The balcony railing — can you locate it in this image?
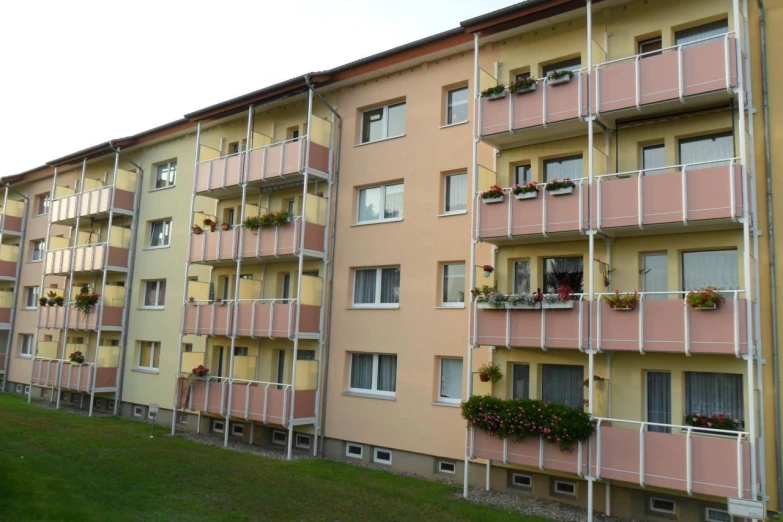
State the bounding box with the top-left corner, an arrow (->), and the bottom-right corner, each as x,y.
181,299 -> 321,338
49,184 -> 135,224
471,418 -> 750,499
0,245 -> 19,279
37,304 -> 124,330
0,291 -> 13,326
178,376 -> 316,426
473,291 -> 747,355
188,219 -> 326,263
194,137 -> 330,194
44,243 -> 129,275
30,358 -> 118,392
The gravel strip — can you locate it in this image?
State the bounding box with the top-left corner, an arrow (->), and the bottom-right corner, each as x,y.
177,431 -> 315,461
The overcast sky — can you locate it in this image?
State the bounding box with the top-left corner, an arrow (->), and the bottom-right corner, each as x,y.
0,0 -> 519,175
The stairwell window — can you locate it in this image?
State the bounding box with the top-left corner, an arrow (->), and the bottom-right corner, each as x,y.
143,280 -> 166,309
438,358 -> 463,404
154,160 -> 177,190
24,287 -> 39,310
443,172 -> 467,214
19,334 -> 33,357
446,86 -> 468,125
138,341 -> 160,371
360,101 -> 406,144
31,240 -> 44,262
357,183 -> 404,223
149,219 -> 171,248
441,263 -> 465,306
353,267 -> 400,308
349,353 -> 397,396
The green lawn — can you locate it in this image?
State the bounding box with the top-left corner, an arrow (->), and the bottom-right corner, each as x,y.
0,394 -> 547,521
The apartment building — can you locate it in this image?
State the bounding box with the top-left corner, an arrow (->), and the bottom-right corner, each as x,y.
2,0 -> 782,521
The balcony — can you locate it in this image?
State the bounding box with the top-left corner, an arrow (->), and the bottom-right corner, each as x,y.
473,292 -> 748,355
37,305 -> 124,330
480,34 -> 738,148
0,291 -> 13,327
30,346 -> 120,392
49,170 -> 137,225
0,199 -> 24,234
181,300 -> 321,339
471,418 -> 751,499
177,376 -> 316,426
44,243 -> 129,275
0,245 -> 19,279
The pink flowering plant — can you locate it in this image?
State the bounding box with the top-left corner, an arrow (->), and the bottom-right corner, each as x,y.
479,184 -> 504,200
511,182 -> 539,195
684,412 -> 742,431
461,395 -> 595,451
544,178 -> 576,192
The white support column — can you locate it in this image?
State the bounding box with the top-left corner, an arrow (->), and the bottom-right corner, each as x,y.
586,3 -> 595,522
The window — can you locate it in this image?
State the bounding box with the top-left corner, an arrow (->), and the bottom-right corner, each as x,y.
183,343 -> 193,353
179,414 -> 188,424
35,193 -> 50,215
441,263 -> 465,305
24,287 -> 39,309
646,371 -> 671,433
541,364 -> 584,407
133,405 -> 144,417
357,183 -> 404,223
511,473 -> 533,488
543,57 -> 582,76
149,219 -> 171,248
212,420 -> 225,433
353,267 -> 400,307
349,353 -> 397,396
154,161 -> 177,189
638,36 -> 662,56
682,250 -> 738,291
287,127 -> 300,141
296,434 -> 311,449
705,507 -> 732,522
346,443 -> 363,459
446,86 -> 468,125
234,346 -> 248,356
543,155 -> 582,182
679,132 -> 734,169
272,430 -> 287,445
642,253 -> 668,300
641,144 -> 665,173
649,497 -> 677,515
685,372 -> 744,423
231,423 -> 244,437
553,480 -> 576,496
438,358 -> 463,404
675,19 -> 729,48
143,280 -> 166,308
515,164 -> 531,185
19,334 -> 33,357
438,460 -> 456,474
373,448 -> 393,465
444,173 -> 467,214
513,260 -> 531,294
512,364 -> 530,400
361,102 -> 406,144
31,240 -> 44,262
284,199 -> 295,215
296,349 -> 315,361
514,71 -> 531,82
138,342 -> 160,370
280,273 -> 291,299
543,257 -> 583,294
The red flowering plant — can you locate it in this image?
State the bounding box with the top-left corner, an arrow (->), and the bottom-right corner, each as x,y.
482,265 -> 494,273
544,178 -> 576,192
511,182 -> 539,195
686,287 -> 725,309
602,290 -> 640,310
479,184 -> 504,200
684,412 -> 742,431
187,364 -> 210,386
74,284 -> 100,314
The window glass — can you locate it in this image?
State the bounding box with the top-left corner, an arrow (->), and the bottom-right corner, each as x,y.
37,193 -> 50,215
139,342 -> 160,369
447,87 -> 468,125
377,354 -> 397,392
361,108 -> 384,144
512,364 -> 530,400
354,269 -> 377,304
638,37 -> 663,56
358,184 -> 403,223
646,371 -> 671,433
542,57 -> 582,76
350,353 -> 397,394
682,250 -> 738,290
543,257 -> 583,293
380,267 -> 400,304
679,132 -> 734,169
675,19 -> 729,47
384,184 -> 404,219
685,372 -> 743,422
31,240 -> 44,261
350,353 -> 373,389
642,253 -> 668,299
149,220 -> 171,248
25,287 -> 39,308
544,155 -> 582,181
442,263 -> 465,304
354,267 -> 400,306
515,164 -> 531,185
439,358 -> 463,402
144,280 -> 166,307
155,161 -> 177,189
642,144 -> 666,173
358,187 -> 382,222
541,364 -> 584,406
514,260 -> 531,294
361,102 -> 407,144
445,173 -> 467,213
20,334 -> 33,355
387,103 -> 406,138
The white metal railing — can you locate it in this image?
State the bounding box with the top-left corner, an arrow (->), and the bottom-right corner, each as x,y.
185,375 -> 293,425
184,298 -> 297,340
31,357 -> 61,387
595,157 -> 741,230
593,417 -> 747,497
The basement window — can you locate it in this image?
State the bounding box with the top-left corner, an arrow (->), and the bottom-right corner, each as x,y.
437,460 -> 456,474
346,443 -> 363,459
705,507 -> 731,522
211,420 -> 225,434
179,414 -> 188,424
133,405 -> 144,417
296,434 -> 311,449
231,424 -> 244,437
512,473 -> 533,489
373,448 -> 393,465
649,497 -> 677,515
553,480 -> 576,496
272,430 -> 287,445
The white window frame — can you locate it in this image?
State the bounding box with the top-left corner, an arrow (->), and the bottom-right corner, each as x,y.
272,430 -> 287,445
348,353 -> 397,397
231,423 -> 244,437
36,193 -> 51,216
295,434 -> 311,449
31,240 -> 45,262
15,383 -> 22,393
133,405 -> 144,417
142,280 -> 166,309
437,460 -> 456,474
512,472 -> 533,488
441,263 -> 465,307
553,480 -> 576,496
212,420 -> 225,433
360,101 -> 406,144
42,389 -> 50,398
108,400 -> 115,410
352,267 -> 400,308
25,385 -> 31,395
705,507 -> 731,522
149,219 -> 172,249
24,287 -> 39,310
346,443 -> 363,459
438,357 -> 463,404
373,447 -> 393,465
179,413 -> 188,424
138,341 -> 160,371
446,86 -> 468,125
234,346 -> 249,356
443,172 -> 467,215
19,334 -> 33,357
649,497 -> 677,515
153,160 -> 177,190
94,398 -> 102,408
356,183 -> 404,224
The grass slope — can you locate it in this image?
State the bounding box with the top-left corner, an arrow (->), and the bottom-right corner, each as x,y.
0,394 -> 546,521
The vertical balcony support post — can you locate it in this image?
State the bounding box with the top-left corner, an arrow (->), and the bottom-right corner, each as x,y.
586,3 -> 595,520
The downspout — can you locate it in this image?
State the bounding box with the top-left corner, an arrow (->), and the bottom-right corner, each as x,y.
757,0 -> 782,509
303,74 -> 343,458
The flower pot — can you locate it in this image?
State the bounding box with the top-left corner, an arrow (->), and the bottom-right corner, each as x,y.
476,302 -> 504,310
543,301 -> 575,309
512,84 -> 536,95
482,196 -> 504,204
56,302 -> 64,307
548,187 -> 574,196
221,223 -> 231,231
547,75 -> 572,86
507,303 -> 539,310
479,373 -> 491,382
514,191 -> 538,200
209,225 -> 216,232
692,305 -> 718,311
611,306 -> 634,311
192,228 -> 203,235
70,361 -> 82,366
485,92 -> 506,101
483,269 -> 493,278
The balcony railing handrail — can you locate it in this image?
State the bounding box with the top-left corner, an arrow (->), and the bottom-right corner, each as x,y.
196,135 -> 308,165
594,289 -> 744,298
596,157 -> 740,181
594,31 -> 736,69
184,298 -> 297,304
52,181 -> 119,201
45,241 -> 109,254
184,374 -> 292,390
593,416 -> 748,436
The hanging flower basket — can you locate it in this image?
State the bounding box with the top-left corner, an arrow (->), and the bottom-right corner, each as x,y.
482,265 -> 494,278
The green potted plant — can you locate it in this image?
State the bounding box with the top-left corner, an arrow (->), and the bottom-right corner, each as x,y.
511,182 -> 539,200
509,76 -> 537,95
243,215 -> 262,232
46,290 -> 58,306
55,296 -> 64,307
39,296 -> 48,307
480,84 -> 506,101
69,351 -> 85,365
477,363 -> 503,383
479,184 -> 504,204
601,290 -> 640,311
686,287 -> 724,310
547,69 -> 575,86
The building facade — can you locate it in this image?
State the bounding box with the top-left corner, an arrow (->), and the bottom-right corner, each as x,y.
2,1 -> 782,520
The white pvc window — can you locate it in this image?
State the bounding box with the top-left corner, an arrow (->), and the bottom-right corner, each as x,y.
649,497 -> 676,515
512,473 -> 533,488
681,249 -> 738,291
19,334 -> 33,357
444,173 -> 467,214
439,358 -> 463,404
553,480 -> 576,496
295,434 -> 311,449
514,260 -> 531,294
357,183 -> 404,223
24,287 -> 39,309
143,280 -> 166,308
705,507 -> 731,522
133,406 -> 144,417
36,193 -> 50,215
231,423 -> 244,437
373,448 -> 393,465
446,87 -> 468,125
149,219 -> 171,248
154,161 -> 177,189
361,102 -> 406,144
272,430 -> 287,445
441,263 -> 465,306
346,443 -> 363,459
212,420 -> 225,433
349,353 -> 397,396
543,155 -> 582,182
138,342 -> 160,370
353,267 -> 400,307
438,460 -> 456,474
31,240 -> 45,262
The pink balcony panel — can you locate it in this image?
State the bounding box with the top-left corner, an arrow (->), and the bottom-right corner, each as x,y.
31,359 -> 59,386
112,189 -> 135,212
222,384 -> 292,425
298,305 -> 321,334
0,307 -> 10,324
597,300 -> 747,355
597,165 -> 742,229
475,305 -> 586,349
194,153 -> 245,193
303,222 -> 326,252
59,364 -> 93,392
238,223 -> 298,258
0,260 -> 16,278
1,214 -> 22,233
592,426 -> 750,498
246,141 -> 305,183
188,380 -> 226,416
473,430 -> 585,475
594,38 -> 737,114
0,354 -> 5,371
307,142 -> 331,174
107,247 -> 129,269
233,302 -> 309,339
473,429 -> 504,461
293,389 -> 316,418
182,304 -> 233,336
478,190 -> 586,240
189,229 -> 236,263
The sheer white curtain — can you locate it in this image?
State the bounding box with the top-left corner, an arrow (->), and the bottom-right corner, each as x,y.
685,372 -> 744,422
440,359 -> 463,400
442,264 -> 465,303
682,250 -> 739,290
384,184 -> 404,219
446,174 -> 467,212
646,372 -> 671,433
380,268 -> 400,304
358,187 -> 381,222
512,364 -> 530,400
350,353 -> 373,389
354,270 -> 377,304
544,257 -> 584,293
377,355 -> 397,392
514,260 -> 531,294
544,155 -> 582,181
541,364 -> 584,407
679,133 -> 734,170
642,253 -> 668,300
675,19 -> 729,47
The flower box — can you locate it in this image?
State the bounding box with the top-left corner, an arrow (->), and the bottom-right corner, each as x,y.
548,187 -> 574,196
547,75 -> 572,86
543,301 -> 575,309
482,196 -> 504,204
513,84 -> 536,95
70,361 -> 82,366
692,305 -> 718,311
514,191 -> 538,200
506,303 -> 539,310
486,92 -> 507,101
611,306 -> 634,311
477,302 -> 505,310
